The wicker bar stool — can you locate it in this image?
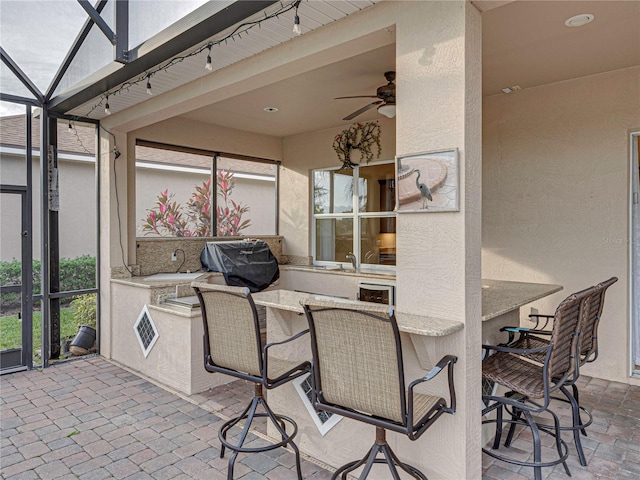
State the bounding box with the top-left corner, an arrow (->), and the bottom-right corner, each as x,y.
302,298 -> 457,480
482,286 -> 596,480
193,282 -> 311,480
500,277 -> 617,465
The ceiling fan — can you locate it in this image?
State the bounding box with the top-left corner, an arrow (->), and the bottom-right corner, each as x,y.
335,71 -> 396,121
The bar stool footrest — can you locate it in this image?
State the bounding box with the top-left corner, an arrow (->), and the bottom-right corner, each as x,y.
332,441 -> 428,480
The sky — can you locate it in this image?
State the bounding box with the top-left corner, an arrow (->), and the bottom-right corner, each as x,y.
0,0 -> 209,117
0,0 -> 87,116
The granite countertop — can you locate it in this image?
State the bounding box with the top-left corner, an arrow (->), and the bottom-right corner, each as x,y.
281,264 -> 396,280
111,271 -> 217,288
252,289 -> 464,337
481,279 -> 563,321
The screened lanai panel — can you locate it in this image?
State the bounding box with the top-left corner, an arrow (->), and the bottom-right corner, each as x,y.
128,0 -> 212,50
136,146 -> 213,237
57,153 -> 97,290
0,103 -> 27,186
51,0 -> 119,101
0,0 -> 86,93
217,156 -> 276,236
0,63 -> 36,100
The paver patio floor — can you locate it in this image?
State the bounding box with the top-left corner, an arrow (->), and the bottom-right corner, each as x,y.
1,356 -> 639,479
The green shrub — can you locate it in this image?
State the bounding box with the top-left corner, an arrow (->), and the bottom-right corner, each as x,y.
70,293 -> 97,329
0,256 -> 96,312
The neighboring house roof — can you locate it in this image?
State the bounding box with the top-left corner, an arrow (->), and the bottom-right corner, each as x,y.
0,115 -> 95,156
136,146 -> 276,177
1,115 -> 275,177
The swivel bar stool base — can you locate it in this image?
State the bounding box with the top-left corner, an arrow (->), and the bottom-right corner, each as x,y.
219,384 -> 301,480
332,427 -> 427,480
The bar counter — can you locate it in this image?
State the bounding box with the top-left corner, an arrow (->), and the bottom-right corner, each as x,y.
251,279 -> 562,474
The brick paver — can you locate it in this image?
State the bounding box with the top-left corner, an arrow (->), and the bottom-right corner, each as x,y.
0,358 -> 331,479
482,375 -> 640,480
2,357 -> 639,479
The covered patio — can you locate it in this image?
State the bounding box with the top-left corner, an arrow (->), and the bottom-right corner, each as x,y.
2,0 -> 639,479
2,356 -> 640,479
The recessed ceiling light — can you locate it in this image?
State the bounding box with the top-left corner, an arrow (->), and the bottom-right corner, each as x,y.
263,107 -> 278,112
565,14 -> 594,28
501,85 -> 521,94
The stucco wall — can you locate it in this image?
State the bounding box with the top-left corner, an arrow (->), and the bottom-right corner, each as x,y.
483,66 -> 640,382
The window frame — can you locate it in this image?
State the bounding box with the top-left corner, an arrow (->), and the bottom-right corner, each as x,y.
311,159 -> 396,273
134,139 -> 280,237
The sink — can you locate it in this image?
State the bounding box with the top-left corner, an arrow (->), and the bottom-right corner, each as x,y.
144,272 -> 205,282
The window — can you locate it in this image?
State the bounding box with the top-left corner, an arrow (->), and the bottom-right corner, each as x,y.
135,142 -> 278,237
312,161 -> 396,269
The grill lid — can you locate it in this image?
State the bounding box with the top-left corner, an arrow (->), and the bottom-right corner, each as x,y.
200,240 -> 279,292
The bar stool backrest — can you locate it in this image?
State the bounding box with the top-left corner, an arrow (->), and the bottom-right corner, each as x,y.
193,282 -> 262,377
303,299 -> 406,424
580,277 -> 618,364
547,286 -> 596,382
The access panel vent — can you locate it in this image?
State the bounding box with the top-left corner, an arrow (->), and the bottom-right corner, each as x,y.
134,305 -> 159,358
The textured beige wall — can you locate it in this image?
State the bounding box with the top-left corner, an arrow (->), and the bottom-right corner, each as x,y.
109,281 -> 232,395
394,2 -> 483,478
483,66 -> 640,383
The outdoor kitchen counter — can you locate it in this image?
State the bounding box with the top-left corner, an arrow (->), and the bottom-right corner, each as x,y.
255,282 -> 563,471
480,279 -> 563,346
481,278 -> 563,322
252,289 -> 464,337
280,264 -> 395,280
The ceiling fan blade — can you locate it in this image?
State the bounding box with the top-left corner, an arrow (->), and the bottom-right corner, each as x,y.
335,95 -> 380,100
343,101 -> 383,121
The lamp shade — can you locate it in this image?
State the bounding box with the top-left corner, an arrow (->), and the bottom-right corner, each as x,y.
377,104 -> 396,118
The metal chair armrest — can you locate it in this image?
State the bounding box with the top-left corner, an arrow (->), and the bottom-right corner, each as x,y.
499,326 -> 530,345
528,313 -> 554,329
408,355 -> 457,415
263,328 -> 310,353
500,325 -> 553,345
482,343 -> 552,356
262,329 -> 310,386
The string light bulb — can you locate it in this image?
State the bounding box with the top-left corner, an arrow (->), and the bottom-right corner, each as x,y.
82,0 -> 303,118
104,96 -> 111,115
205,46 -> 213,71
146,76 -> 153,95
293,0 -> 301,35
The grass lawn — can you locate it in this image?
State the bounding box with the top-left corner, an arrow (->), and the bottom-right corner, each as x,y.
0,308 -> 78,351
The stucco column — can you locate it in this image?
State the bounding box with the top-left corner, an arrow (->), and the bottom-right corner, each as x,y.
98,129 -> 128,359
395,2 -> 482,479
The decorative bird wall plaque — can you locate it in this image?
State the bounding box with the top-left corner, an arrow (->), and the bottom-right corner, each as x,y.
395,148 -> 459,212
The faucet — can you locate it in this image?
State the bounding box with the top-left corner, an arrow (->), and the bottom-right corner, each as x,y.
345,252 -> 357,271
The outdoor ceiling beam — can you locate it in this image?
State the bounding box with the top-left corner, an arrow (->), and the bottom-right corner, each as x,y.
114,0 -> 129,63
0,93 -> 40,106
46,0 -> 109,102
48,0 -> 278,114
0,47 -> 44,104
77,0 -> 117,45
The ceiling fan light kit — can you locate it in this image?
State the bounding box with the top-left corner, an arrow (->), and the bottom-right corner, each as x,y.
377,104 -> 396,118
336,71 -> 396,121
